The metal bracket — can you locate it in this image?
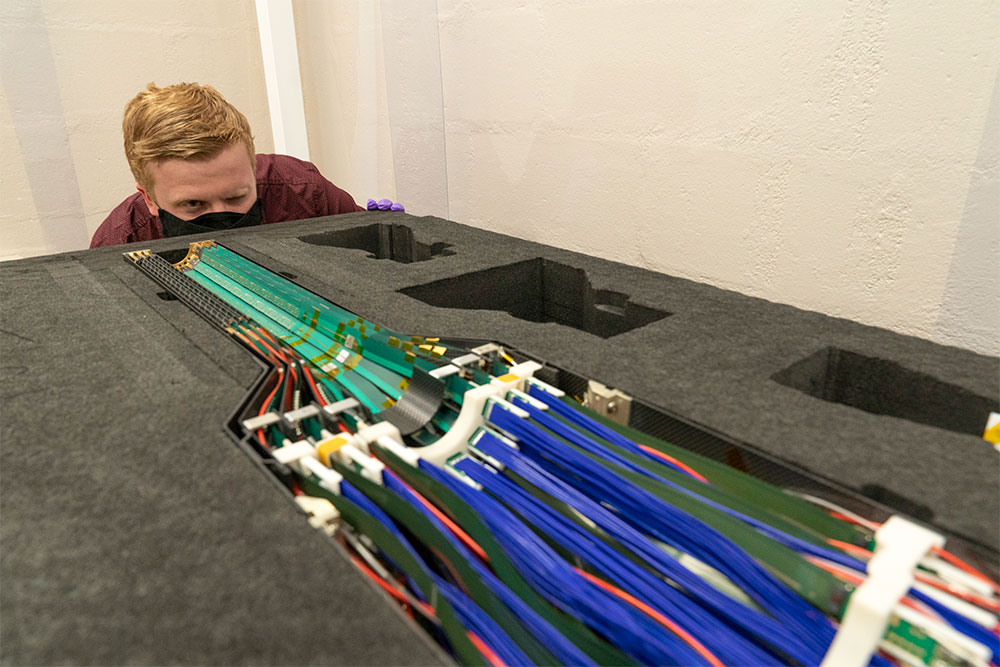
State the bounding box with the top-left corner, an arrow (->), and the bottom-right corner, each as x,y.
583,379 -> 632,426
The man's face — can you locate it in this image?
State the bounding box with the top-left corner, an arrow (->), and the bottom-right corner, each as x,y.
138,143 -> 256,220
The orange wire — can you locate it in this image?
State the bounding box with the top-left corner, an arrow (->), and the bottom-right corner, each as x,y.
913,573 -> 1000,613
828,510 -> 881,531
827,538 -> 873,559
806,558 -> 938,620
828,536 -> 1000,611
931,546 -> 1000,594
828,535 -> 1000,601
465,631 -> 508,667
574,568 -> 726,667
637,444 -> 709,483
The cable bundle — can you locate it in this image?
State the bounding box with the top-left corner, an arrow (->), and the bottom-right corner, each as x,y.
131,241 -> 1000,667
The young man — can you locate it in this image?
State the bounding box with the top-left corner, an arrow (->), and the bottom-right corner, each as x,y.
90,82 -> 365,248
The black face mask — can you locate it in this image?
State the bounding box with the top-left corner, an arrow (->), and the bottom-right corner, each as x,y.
158,198 -> 263,237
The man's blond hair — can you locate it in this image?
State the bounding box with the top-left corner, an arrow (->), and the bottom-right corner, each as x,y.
123,82 -> 256,193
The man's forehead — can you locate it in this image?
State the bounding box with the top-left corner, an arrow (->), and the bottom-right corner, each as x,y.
150,145 -> 255,198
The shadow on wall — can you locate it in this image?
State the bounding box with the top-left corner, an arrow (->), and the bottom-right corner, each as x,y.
936,72 -> 1000,355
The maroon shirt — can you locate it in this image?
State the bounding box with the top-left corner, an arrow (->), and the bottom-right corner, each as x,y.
90,153 -> 364,248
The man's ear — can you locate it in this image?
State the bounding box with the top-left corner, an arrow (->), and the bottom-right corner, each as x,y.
136,184 -> 159,217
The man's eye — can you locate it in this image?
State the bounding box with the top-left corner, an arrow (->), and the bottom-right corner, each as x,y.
183,200 -> 204,208
225,195 -> 246,203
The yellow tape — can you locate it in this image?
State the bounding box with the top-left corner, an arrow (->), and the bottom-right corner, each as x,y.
382,398 -> 396,408
984,422 -> 1000,445
419,344 -> 433,354
399,379 -> 410,391
431,345 -> 446,358
402,341 -> 413,352
316,436 -> 350,466
404,352 -> 416,363
313,353 -> 334,366
496,373 -> 519,384
388,336 -> 400,348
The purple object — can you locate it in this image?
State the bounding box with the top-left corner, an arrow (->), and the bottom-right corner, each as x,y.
367,197 -> 405,212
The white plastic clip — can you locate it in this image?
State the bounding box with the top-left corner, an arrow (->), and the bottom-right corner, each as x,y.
401,362 -> 540,466
295,495 -> 340,535
355,421 -> 403,455
820,516 -> 945,667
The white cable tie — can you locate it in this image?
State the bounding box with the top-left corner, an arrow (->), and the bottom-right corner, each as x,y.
820,516 -> 945,667
489,361 -> 542,391
376,435 -> 418,466
451,353 -> 481,367
355,421 -> 403,455
339,444 -> 385,485
300,456 -> 343,495
272,440 -> 316,468
429,365 -> 460,379
242,412 -> 281,431
283,404 -> 319,424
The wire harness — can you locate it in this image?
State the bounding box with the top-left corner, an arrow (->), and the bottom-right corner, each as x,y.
125,242 -> 1000,667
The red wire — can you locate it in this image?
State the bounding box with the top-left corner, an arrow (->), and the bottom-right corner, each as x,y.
246,328 -> 286,362
349,555 -> 437,620
383,469 -> 490,564
637,444 -> 710,483
574,568 -> 726,667
281,365 -> 295,412
255,369 -> 284,449
300,362 -> 328,407
465,631 -> 507,667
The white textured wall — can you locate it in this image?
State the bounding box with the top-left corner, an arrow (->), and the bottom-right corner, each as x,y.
0,0 -> 273,260
302,1 -> 999,356
3,1 -> 997,356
